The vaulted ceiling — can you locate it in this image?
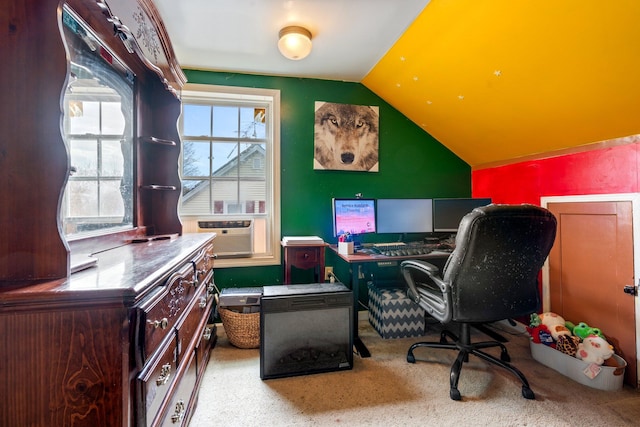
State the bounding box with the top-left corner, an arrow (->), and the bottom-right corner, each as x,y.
363,1 -> 640,168
154,0 -> 640,168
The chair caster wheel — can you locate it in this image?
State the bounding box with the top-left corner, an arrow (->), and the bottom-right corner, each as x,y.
450,388 -> 461,401
407,353 -> 416,363
522,386 -> 535,400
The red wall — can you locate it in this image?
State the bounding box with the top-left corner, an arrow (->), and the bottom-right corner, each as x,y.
472,143 -> 640,204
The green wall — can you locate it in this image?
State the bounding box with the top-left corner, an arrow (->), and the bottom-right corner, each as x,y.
184,70 -> 470,295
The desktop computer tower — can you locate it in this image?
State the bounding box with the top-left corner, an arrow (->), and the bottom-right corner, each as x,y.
260,283 -> 353,380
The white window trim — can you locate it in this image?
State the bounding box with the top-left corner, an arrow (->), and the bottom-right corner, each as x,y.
180,83 -> 281,268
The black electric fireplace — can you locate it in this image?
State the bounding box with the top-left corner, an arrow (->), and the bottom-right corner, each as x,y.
260,283 -> 353,380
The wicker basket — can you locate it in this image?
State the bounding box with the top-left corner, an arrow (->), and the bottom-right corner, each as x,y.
219,307 -> 260,349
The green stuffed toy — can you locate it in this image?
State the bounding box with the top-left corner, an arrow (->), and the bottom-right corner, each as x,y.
529,313 -> 541,327
572,322 -> 605,340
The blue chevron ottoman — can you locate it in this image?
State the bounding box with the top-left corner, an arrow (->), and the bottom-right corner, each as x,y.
367,283 -> 425,339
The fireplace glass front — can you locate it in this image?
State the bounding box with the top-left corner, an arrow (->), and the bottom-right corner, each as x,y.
260,283 -> 353,379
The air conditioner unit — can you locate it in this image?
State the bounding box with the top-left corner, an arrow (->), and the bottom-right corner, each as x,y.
197,220 -> 253,258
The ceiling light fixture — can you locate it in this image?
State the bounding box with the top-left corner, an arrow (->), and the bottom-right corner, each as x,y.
278,26 -> 312,60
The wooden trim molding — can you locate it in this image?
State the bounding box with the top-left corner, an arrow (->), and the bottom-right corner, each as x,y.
472,134 -> 640,171
138,0 -> 187,90
102,0 -> 187,95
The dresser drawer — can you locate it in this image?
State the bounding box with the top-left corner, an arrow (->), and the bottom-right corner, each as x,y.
191,243 -> 215,286
175,283 -> 211,364
159,350 -> 198,427
196,323 -> 216,376
194,269 -> 216,375
139,263 -> 198,360
291,247 -> 320,264
138,336 -> 178,427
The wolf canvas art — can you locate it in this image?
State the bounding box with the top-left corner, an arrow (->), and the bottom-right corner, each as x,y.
314,101 -> 379,172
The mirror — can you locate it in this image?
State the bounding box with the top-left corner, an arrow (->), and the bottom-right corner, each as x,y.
60,5 -> 134,237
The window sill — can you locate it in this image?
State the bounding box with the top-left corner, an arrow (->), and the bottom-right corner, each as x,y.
213,254 -> 281,269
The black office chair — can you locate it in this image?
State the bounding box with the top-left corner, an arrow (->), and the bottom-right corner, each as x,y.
401,204 -> 557,401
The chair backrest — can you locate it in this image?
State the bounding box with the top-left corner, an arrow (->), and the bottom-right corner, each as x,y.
443,204 -> 557,323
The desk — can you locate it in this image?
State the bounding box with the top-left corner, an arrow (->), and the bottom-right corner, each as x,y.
329,245 -> 451,357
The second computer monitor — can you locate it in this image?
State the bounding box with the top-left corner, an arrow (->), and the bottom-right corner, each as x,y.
376,199 -> 433,234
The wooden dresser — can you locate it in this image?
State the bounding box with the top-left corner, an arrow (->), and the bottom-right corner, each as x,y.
1,1 -> 217,424
0,233 -> 217,426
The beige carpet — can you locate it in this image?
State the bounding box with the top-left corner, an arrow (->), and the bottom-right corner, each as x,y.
189,318 -> 640,426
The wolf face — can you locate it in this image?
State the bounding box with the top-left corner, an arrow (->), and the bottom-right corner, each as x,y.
314,102 -> 379,171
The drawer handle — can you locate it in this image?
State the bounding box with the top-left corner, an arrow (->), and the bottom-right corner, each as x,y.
148,317 -> 169,329
203,327 -> 213,341
156,363 -> 171,386
199,296 -> 207,309
207,278 -> 217,296
180,278 -> 198,287
171,400 -> 186,423
303,253 -> 309,259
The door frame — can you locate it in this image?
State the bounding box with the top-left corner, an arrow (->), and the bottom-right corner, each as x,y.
541,193 -> 640,381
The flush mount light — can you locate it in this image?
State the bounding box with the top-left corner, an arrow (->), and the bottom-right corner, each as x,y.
278,26 -> 312,60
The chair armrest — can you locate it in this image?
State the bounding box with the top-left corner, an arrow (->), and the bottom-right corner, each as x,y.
401,259 -> 452,323
400,259 -> 447,293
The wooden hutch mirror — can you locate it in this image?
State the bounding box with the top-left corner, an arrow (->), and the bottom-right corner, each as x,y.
0,0 -> 187,284
61,5 -> 135,238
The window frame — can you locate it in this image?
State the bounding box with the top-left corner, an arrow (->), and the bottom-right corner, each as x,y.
179,83 -> 281,268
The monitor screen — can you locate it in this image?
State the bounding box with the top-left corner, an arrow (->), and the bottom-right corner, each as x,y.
432,198 -> 492,232
332,198 -> 376,237
376,199 -> 433,234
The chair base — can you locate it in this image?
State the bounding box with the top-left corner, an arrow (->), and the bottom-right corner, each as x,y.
407,324 -> 535,401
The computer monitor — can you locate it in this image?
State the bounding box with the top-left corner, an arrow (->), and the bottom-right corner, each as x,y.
376,199 -> 433,234
332,198 -> 376,237
432,198 -> 493,232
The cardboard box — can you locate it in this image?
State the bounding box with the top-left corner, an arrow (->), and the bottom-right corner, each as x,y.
530,341 -> 626,391
367,283 -> 425,339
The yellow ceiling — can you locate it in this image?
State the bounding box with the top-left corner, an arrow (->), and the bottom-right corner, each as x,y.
362,0 -> 640,168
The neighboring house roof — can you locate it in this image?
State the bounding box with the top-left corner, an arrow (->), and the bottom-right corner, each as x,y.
181,144 -> 266,204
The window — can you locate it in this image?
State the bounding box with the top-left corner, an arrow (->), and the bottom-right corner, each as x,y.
179,84 -> 281,267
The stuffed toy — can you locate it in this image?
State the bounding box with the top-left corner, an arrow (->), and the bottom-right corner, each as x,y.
539,328 -> 555,346
527,324 -> 555,346
572,322 -> 605,340
538,312 -> 572,340
576,335 -> 614,365
529,313 -> 542,327
556,334 -> 581,357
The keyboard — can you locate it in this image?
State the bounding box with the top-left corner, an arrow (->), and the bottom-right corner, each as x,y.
371,242 -> 434,256
373,242 -> 406,249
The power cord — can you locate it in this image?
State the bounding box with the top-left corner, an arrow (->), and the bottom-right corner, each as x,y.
327,271 -> 370,311
486,319 -> 530,337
